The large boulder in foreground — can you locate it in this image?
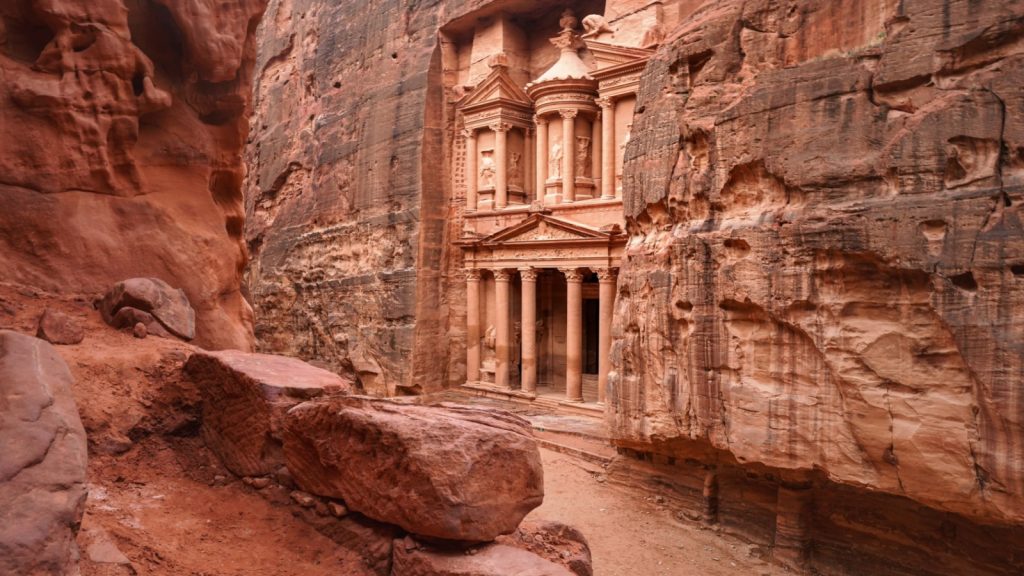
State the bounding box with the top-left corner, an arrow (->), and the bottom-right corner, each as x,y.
185,350 -> 354,477
99,278 -> 196,341
391,537 -> 574,576
284,397 -> 544,542
0,330 -> 88,576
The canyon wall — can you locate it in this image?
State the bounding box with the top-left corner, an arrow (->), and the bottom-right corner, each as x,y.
0,0 -> 265,349
610,0 -> 1024,570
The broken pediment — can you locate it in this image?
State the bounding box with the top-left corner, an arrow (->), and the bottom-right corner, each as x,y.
458,64 -> 533,112
583,40 -> 654,72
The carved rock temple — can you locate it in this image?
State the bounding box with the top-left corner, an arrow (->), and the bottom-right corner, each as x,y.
453,6 -> 659,410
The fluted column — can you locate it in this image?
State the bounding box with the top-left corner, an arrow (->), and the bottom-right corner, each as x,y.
560,110 -> 577,202
563,267 -> 583,402
535,115 -> 548,203
520,268 -> 538,395
464,128 -> 479,211
465,269 -> 482,382
492,123 -> 511,209
494,269 -> 512,389
598,98 -> 615,199
597,268 -> 617,404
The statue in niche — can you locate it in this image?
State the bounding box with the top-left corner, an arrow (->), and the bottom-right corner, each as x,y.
509,152 -> 523,187
575,136 -> 592,176
641,23 -> 666,48
549,142 -> 563,179
479,150 -> 496,188
581,15 -> 614,38
484,325 -> 496,355
559,8 -> 578,32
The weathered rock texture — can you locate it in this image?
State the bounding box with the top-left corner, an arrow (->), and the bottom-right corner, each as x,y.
283,396 -> 544,542
185,349 -> 353,476
0,0 -> 267,349
0,330 -> 88,576
392,537 -> 574,576
100,277 -> 197,341
610,0 -> 1024,572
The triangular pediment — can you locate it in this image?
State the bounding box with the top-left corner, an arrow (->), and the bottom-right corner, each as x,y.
583,40 -> 655,71
482,214 -> 617,245
458,66 -> 532,110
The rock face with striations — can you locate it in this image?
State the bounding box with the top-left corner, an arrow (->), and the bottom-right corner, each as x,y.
283,396 -> 545,542
185,349 -> 354,477
612,0 -> 1024,534
0,0 -> 267,350
0,330 -> 88,576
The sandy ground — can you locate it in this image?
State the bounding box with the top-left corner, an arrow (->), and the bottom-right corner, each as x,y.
532,450 -> 772,576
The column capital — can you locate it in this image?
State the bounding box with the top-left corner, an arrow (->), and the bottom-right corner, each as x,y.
493,268 -> 513,281
464,268 -> 482,281
559,109 -> 578,120
596,268 -> 618,282
519,267 -> 539,281
462,127 -> 477,140
533,114 -> 547,126
560,267 -> 584,282
489,122 -> 513,133
596,97 -> 614,109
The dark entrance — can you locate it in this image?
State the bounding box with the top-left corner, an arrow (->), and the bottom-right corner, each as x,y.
583,298 -> 599,375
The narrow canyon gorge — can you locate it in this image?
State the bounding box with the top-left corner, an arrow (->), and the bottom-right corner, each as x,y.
1,1 -> 1023,575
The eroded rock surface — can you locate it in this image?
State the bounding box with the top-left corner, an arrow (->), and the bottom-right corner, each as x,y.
37,308 -> 85,345
392,537 -> 574,576
0,0 -> 266,350
0,330 -> 88,576
185,349 -> 354,476
100,278 -> 197,341
612,0 -> 1024,528
283,396 -> 544,542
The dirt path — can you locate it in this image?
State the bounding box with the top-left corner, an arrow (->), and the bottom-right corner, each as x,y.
530,449 -> 772,576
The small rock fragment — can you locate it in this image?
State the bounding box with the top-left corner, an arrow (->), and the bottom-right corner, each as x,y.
291,490 -> 316,508
133,322 -> 147,339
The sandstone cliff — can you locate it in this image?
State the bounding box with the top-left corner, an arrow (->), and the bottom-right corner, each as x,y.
0,0 -> 266,349
612,0 -> 1024,528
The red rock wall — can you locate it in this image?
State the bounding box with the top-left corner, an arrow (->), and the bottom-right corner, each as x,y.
244,0 -> 597,393
0,0 -> 265,349
611,0 -> 1024,566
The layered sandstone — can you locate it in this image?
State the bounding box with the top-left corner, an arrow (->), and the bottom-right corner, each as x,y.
0,0 -> 266,349
0,331 -> 88,576
283,396 -> 545,542
185,349 -> 354,476
611,0 -> 1024,535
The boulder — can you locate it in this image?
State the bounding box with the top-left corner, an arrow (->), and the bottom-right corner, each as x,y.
283,397 -> 544,542
99,278 -> 196,340
0,330 -> 89,576
185,350 -> 353,476
497,521 -> 593,576
391,537 -> 574,576
36,308 -> 85,345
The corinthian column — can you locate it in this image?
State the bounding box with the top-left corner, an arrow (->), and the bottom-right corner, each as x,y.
494,269 -> 512,389
597,98 -> 615,199
535,115 -> 548,202
492,123 -> 511,209
520,267 -> 538,395
560,110 -> 577,202
465,269 -> 482,382
562,267 -> 583,402
464,128 -> 479,211
597,268 -> 617,404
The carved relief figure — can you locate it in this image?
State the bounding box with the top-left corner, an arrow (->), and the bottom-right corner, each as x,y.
484,325 -> 496,353
576,136 -> 591,176
549,142 -> 563,179
581,15 -> 614,38
479,150 -> 496,188
559,8 -> 578,32
509,151 -> 523,187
